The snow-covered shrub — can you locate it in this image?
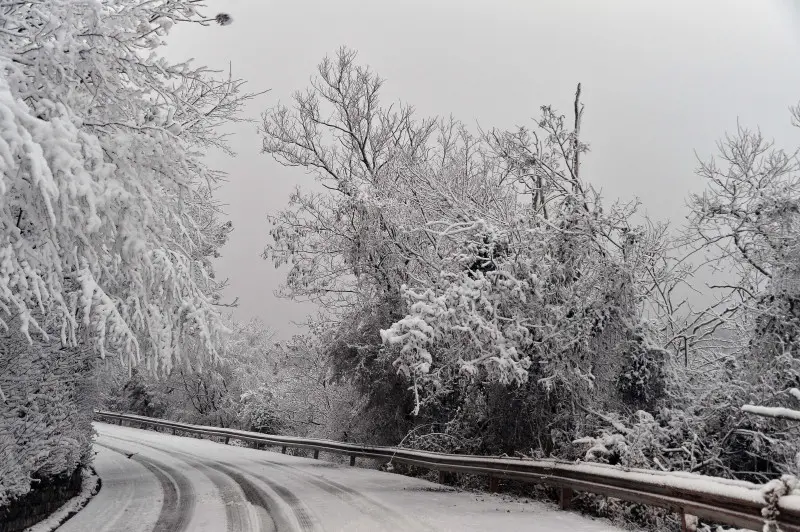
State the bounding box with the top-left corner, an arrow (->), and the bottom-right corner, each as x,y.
318,295 -> 419,445
238,386 -> 285,434
0,323 -> 94,505
95,318 -> 364,441
617,336 -> 668,409
574,431 -> 629,465
115,368 -> 169,419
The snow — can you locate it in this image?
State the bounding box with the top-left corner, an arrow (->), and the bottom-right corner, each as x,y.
778,494 -> 800,512
57,446 -> 162,532
94,411 -> 775,509
741,404 -> 800,422
71,422 -> 627,531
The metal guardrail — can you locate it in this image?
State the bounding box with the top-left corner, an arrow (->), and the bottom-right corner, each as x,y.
94,410 -> 800,532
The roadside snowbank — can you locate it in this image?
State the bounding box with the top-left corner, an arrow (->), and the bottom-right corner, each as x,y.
24,468 -> 100,532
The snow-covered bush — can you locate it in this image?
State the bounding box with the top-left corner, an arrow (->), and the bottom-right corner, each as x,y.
574,431 -> 629,464
617,335 -> 668,409
95,317 -> 363,442
97,318 -> 273,429
111,367 -> 169,419
0,322 -> 94,505
238,386 -> 285,434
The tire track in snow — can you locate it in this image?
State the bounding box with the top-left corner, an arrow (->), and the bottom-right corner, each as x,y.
58,446 -> 161,532
104,434 -> 277,532
106,433 -> 308,532
204,467 -> 253,532
258,458 -> 435,531
209,464 -> 299,532
96,442 -> 195,532
217,461 -> 320,532
101,428 -> 421,531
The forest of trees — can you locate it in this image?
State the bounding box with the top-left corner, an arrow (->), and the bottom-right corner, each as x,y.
2,1 -> 800,531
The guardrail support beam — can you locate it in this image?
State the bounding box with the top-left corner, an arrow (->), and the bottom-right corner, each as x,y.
313,450 -> 320,460
224,436 -> 230,445
350,455 -> 356,466
438,470 -> 446,484
488,476 -> 499,493
559,487 -> 573,510
281,446 -> 287,454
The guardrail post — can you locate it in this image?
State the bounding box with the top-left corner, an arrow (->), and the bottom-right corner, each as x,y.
313,450 -> 320,460
488,476 -> 499,492
559,487 -> 573,510
350,455 -> 356,467
224,436 -> 230,445
438,470 -> 446,484
281,446 -> 287,454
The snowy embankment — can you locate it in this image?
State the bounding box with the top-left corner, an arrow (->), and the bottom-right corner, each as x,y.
24,469 -> 100,532
64,422 -> 626,532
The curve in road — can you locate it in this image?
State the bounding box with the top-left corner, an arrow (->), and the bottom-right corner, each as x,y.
60,422 -> 627,532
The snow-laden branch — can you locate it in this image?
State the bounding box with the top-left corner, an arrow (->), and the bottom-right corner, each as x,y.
741,404 -> 800,422
0,0 -> 257,369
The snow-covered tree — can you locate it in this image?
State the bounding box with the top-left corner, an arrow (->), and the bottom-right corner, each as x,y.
684,111 -> 800,478
261,47 -> 446,310
0,0 -> 255,381
686,116 -> 800,398
380,88 -> 675,415
261,51 -> 680,461
687,120 -> 800,354
1,0 -> 255,507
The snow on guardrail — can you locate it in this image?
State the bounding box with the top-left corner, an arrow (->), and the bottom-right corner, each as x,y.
93,410 -> 800,532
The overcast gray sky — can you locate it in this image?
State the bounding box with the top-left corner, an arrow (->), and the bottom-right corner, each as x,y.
166,0 -> 800,338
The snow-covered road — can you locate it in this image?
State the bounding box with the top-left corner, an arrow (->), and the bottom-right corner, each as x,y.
60,423 -> 625,531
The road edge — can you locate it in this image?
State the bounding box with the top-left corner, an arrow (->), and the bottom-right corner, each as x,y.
24,468 -> 101,532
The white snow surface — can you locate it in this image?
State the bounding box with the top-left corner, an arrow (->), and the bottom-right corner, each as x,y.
742,404 -> 800,421
63,422 -> 628,531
